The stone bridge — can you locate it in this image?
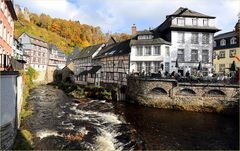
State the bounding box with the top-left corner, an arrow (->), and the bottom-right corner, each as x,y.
127,77 -> 239,114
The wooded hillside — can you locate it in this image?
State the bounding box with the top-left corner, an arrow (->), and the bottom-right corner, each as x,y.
15,8 -> 130,54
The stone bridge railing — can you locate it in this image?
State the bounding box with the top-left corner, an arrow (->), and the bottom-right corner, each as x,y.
127,77 -> 239,114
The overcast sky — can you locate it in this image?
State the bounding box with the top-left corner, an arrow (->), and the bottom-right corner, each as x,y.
15,0 -> 240,35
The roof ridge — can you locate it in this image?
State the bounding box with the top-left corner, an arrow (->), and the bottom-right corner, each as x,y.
215,31 -> 235,37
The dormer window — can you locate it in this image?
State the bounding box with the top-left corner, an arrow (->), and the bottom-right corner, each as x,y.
203,19 -> 208,26
138,35 -> 153,40
220,39 -> 226,46
177,18 -> 185,26
230,37 -> 237,45
192,18 -> 197,26
214,41 -> 216,47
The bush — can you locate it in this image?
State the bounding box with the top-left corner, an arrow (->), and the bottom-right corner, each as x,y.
69,86 -> 85,99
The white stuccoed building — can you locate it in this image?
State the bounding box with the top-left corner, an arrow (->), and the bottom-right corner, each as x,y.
154,7 -> 220,76
129,29 -> 171,75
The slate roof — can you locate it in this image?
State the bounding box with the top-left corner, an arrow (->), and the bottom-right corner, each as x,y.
214,31 -> 237,40
153,7 -> 220,33
95,39 -> 131,59
66,47 -> 81,64
74,44 -> 103,60
137,30 -> 153,35
130,37 -> 170,46
21,32 -> 46,42
167,7 -> 215,18
88,66 -> 102,74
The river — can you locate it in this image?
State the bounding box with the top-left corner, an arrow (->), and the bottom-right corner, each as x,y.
24,85 -> 239,150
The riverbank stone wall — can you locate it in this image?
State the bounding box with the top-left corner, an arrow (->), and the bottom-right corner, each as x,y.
127,77 -> 239,114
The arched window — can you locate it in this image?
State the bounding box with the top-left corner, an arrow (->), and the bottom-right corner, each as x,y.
230,37 -> 236,45
220,39 -> 226,46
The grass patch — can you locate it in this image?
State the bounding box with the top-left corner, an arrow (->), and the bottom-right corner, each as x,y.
13,68 -> 38,150
12,129 -> 33,150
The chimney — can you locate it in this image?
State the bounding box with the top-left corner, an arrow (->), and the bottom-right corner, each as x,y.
132,24 -> 137,35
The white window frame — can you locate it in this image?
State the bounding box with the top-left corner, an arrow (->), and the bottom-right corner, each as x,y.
192,18 -> 197,26
202,33 -> 209,44
177,32 -> 185,43
145,46 -> 152,56
230,37 -> 236,45
177,18 -> 185,26
220,39 -> 226,46
0,19 -> 2,37
154,46 -> 161,55
203,19 -> 208,26
191,33 -> 199,44
165,46 -> 170,56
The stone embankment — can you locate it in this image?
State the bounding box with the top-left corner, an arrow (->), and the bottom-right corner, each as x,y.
127,77 -> 239,114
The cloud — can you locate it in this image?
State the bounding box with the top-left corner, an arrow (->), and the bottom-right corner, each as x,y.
15,0 -> 240,34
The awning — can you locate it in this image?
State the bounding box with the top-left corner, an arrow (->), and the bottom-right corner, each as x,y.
88,66 -> 101,74
79,70 -> 88,76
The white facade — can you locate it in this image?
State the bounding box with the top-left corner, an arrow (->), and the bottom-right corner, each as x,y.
130,43 -> 171,74
168,16 -> 217,75
171,17 -> 215,27
18,33 -> 49,72
48,45 -> 66,70
12,39 -> 23,60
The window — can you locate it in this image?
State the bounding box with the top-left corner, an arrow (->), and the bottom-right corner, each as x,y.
177,18 -> 185,26
119,73 -> 123,81
154,62 -> 161,72
136,62 -> 142,72
230,37 -> 237,45
145,46 -> 151,56
1,0 -> 3,11
214,41 -> 216,47
4,5 -> 7,17
0,54 -> 2,67
203,19 -> 208,26
229,49 -> 236,58
118,60 -> 123,68
138,35 -> 153,40
177,49 -> 184,62
154,46 -> 161,55
202,50 -> 209,63
165,46 -> 170,56
220,39 -> 226,46
7,32 -> 10,44
165,62 -> 170,72
192,18 -> 197,26
3,26 -> 6,41
145,62 -> 151,73
0,19 -> 2,37
191,49 -> 198,61
136,46 -> 143,56
191,33 -> 198,44
110,72 -> 114,80
219,51 -> 225,58
178,32 -> 185,43
202,33 -> 209,44
219,64 -> 225,72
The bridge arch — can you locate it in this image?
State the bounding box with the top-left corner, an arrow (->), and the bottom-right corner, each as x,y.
150,87 -> 168,95
178,88 -> 196,95
206,89 -> 226,96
